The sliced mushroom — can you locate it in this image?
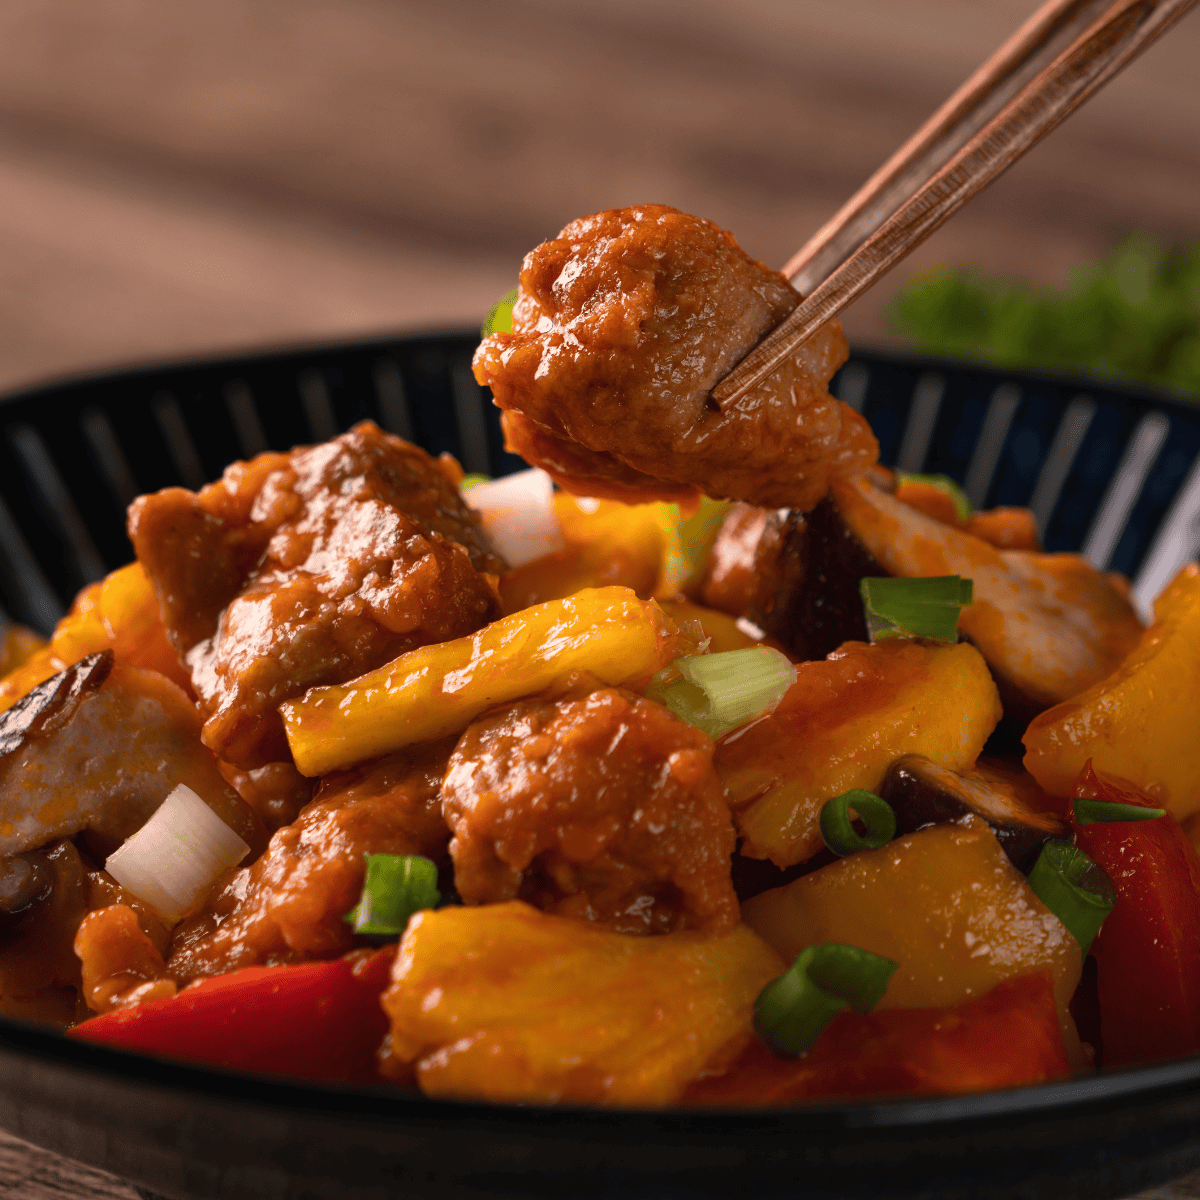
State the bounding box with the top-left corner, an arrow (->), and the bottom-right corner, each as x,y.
698,471 -> 1142,720
879,754 -> 1065,873
0,651 -> 265,863
696,494 -> 883,662
0,648 -> 112,757
0,840 -> 90,1027
828,471 -> 1143,714
0,851 -> 51,914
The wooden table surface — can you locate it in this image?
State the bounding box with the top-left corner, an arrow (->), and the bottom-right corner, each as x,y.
0,0 -> 1197,395
0,2 -> 1198,1195
0,1126 -> 1197,1200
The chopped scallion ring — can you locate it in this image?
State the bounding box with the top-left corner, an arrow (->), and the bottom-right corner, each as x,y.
1025,838 -> 1115,955
345,854 -> 441,936
1073,796 -> 1165,825
647,647 -> 797,740
895,472 -> 971,521
481,288 -> 518,338
755,943 -> 898,1057
820,789 -> 897,856
859,575 -> 973,643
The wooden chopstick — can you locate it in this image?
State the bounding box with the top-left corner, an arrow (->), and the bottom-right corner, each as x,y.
783,0 -> 1113,296
712,0 -> 1200,412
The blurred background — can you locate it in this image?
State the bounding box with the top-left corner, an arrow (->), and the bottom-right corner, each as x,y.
0,0 -> 1197,395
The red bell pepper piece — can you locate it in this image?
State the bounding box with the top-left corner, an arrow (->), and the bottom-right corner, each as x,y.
68,947 -> 396,1084
1070,761 -> 1200,1067
685,971 -> 1069,1105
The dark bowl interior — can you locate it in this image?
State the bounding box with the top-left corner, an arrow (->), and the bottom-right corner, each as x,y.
2,330 -> 1200,1200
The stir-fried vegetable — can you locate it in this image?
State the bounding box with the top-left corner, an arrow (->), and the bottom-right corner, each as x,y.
859,575 -> 973,643
754,943 -> 897,1056
105,785 -> 251,925
3,205 -> 1199,1108
344,855 -> 441,937
819,790 -> 897,856
1069,762 -> 1200,1065
1024,840 -> 1115,957
647,647 -> 797,740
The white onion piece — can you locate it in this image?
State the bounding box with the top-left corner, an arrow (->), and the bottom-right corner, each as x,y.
465,468 -> 565,568
105,784 -> 250,923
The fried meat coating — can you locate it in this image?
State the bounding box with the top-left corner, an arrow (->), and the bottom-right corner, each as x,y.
129,421 -> 504,768
218,761 -> 316,834
167,741 -> 452,982
442,687 -> 739,935
473,205 -> 877,510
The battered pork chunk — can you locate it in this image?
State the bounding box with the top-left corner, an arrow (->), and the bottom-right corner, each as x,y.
129,421 -> 505,769
473,205 -> 877,510
168,741 -> 452,982
442,687 -> 739,935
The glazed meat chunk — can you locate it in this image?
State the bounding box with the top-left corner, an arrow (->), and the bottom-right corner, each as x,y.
129,421 -> 505,768
168,741 -> 453,982
442,687 -> 739,935
473,205 -> 877,510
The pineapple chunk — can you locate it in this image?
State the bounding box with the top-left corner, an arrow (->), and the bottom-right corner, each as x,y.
1024,563 -> 1200,820
742,817 -> 1082,1047
717,639 -> 1000,866
381,901 -> 784,1105
283,587 -> 694,777
499,495 -> 666,614
0,562 -> 186,712
656,598 -> 766,654
0,624 -> 45,677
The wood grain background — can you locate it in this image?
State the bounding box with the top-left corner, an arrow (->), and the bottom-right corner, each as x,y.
0,0 -> 1196,395
0,1 -> 1198,1195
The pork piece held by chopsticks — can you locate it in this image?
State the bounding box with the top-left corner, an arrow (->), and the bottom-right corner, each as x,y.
473,206 -> 878,511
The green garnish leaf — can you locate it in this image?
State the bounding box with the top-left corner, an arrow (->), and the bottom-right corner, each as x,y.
481,288 -> 518,338
820,789 -> 897,856
345,854 -> 441,936
859,575 -> 973,643
889,235 -> 1200,404
1026,838 -> 1115,955
755,943 -> 898,1057
460,473 -> 492,491
894,472 -> 972,521
1073,796 -> 1166,825
647,647 -> 797,740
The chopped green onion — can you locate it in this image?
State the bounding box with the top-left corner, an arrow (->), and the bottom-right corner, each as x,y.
895,472 -> 972,521
755,943 -> 898,1057
647,647 -> 797,740
820,789 -> 897,856
859,575 -> 973,643
460,473 -> 492,491
1026,838 -> 1115,956
1073,796 -> 1165,825
345,854 -> 441,936
657,496 -> 733,592
481,288 -> 518,338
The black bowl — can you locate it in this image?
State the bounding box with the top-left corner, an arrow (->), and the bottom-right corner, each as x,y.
2,331 -> 1199,1200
